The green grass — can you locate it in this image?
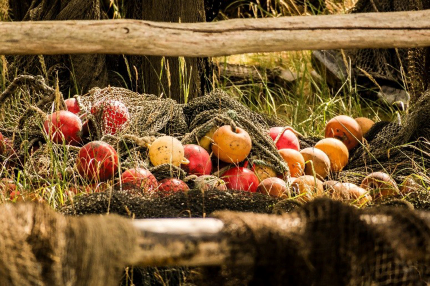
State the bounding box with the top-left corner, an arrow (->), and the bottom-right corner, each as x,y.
0,4 -> 429,286
214,50 -> 396,137
0,0 -> 8,22
0,0 -> 428,208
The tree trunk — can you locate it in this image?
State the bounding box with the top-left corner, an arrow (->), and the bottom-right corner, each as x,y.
7,0 -> 111,95
206,0 -> 326,20
126,0 -> 206,102
7,0 -> 31,21
6,0 -> 207,101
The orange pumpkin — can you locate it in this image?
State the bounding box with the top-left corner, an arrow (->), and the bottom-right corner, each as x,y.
300,147 -> 331,180
315,138 -> 349,172
252,163 -> 277,182
212,125 -> 252,164
279,149 -> 305,177
324,181 -> 372,206
360,172 -> 399,198
291,175 -> 324,202
325,115 -> 363,150
354,117 -> 375,136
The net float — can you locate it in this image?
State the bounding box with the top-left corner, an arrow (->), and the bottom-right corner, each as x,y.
211,125 -> 252,164
148,136 -> 190,167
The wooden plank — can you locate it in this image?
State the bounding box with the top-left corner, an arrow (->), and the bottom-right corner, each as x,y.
125,209 -> 430,267
129,218 -> 254,267
1,10 -> 430,57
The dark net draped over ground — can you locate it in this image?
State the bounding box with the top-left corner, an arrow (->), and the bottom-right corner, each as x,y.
1,0 -> 430,285
2,199 -> 430,285
0,74 -> 427,284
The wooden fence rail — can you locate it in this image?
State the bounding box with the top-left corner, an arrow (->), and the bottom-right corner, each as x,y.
0,10 -> 430,57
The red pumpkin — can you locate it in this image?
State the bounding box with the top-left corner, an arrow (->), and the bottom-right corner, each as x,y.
77,141 -> 118,182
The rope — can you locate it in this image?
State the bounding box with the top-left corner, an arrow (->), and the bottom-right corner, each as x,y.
0,202 -> 138,286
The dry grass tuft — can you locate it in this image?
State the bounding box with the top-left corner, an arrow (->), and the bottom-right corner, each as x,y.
0,0 -> 9,21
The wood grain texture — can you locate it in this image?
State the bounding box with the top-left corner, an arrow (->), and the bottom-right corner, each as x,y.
1,10 -> 430,56
137,0 -> 205,101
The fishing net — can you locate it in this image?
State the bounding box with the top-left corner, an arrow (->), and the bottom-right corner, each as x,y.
0,75 -> 62,171
0,75 -> 57,131
349,0 -> 430,99
0,76 -> 290,183
200,198 -> 430,285
60,189 -> 279,218
0,70 -> 428,204
77,87 -> 188,139
0,201 -> 138,286
23,143 -> 80,183
313,0 -> 430,104
182,89 -> 289,175
4,198 -> 430,285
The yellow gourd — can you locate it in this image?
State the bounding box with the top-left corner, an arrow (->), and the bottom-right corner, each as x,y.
148,136 -> 189,167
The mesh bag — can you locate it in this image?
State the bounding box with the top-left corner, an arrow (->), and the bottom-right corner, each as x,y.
182,89 -> 289,175
338,89 -> 430,188
23,143 -> 80,182
0,75 -> 60,166
346,0 -> 430,102
76,87 -> 188,139
0,78 -> 291,184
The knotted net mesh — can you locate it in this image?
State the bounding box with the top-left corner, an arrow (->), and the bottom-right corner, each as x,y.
0,77 -> 290,183
344,0 -> 430,102
201,198 -> 430,285
0,202 -> 138,286
3,198 -> 430,285
0,1 -> 430,285
0,70 -> 429,202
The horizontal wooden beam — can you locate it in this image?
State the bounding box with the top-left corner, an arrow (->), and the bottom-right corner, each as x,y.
127,210 -> 430,267
1,10 -> 430,57
129,218 -> 255,267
